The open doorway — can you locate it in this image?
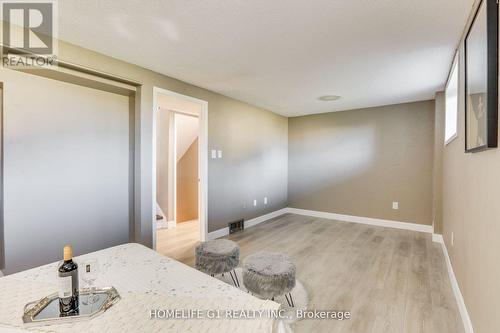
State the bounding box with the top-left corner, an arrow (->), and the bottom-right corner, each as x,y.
152,88 -> 208,264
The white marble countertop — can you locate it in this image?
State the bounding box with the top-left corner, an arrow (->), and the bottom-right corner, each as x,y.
0,243 -> 284,333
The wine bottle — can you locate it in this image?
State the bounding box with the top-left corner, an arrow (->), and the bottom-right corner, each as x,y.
58,245 -> 79,316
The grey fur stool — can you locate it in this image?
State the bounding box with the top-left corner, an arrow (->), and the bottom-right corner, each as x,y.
195,239 -> 240,287
243,251 -> 296,307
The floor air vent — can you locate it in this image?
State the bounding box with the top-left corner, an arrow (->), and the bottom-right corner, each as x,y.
228,219 -> 244,234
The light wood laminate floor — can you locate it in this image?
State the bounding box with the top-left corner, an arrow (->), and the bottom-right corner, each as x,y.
156,220 -> 200,263
161,213 -> 464,333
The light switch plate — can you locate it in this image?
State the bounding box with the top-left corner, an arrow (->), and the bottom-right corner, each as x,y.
392,202 -> 399,210
211,150 -> 217,159
264,197 -> 268,205
253,199 -> 257,207
217,150 -> 222,158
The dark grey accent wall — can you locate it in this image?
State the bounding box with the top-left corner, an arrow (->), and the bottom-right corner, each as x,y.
0,84 -> 4,271
2,69 -> 132,274
288,100 -> 435,226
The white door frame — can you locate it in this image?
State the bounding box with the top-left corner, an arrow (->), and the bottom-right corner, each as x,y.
166,110 -> 177,227
152,87 -> 208,250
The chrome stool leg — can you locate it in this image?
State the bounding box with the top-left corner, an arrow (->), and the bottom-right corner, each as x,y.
229,270 -> 239,287
233,269 -> 240,287
284,292 -> 294,307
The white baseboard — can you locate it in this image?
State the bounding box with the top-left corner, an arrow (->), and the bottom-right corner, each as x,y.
432,233 -> 444,243
207,227 -> 229,240
287,207 -> 433,233
439,239 -> 474,333
156,221 -> 168,229
156,220 -> 176,229
207,208 -> 289,240
245,208 -> 289,228
207,207 -> 431,239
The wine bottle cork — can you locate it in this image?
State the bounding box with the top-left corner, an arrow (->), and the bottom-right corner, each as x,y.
63,245 -> 73,261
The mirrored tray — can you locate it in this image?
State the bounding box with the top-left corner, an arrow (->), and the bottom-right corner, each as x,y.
23,287 -> 120,327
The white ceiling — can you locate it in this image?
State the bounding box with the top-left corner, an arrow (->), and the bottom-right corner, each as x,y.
59,0 -> 473,117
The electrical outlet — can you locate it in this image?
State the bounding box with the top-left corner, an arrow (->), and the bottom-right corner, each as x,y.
451,232 -> 454,247
392,202 -> 399,210
253,199 -> 257,207
264,197 -> 268,205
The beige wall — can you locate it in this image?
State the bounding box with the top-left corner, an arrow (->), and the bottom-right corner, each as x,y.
436,6 -> 500,330
288,100 -> 435,226
177,138 -> 198,222
208,99 -> 288,231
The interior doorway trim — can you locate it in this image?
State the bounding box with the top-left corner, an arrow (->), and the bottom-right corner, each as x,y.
152,87 -> 208,249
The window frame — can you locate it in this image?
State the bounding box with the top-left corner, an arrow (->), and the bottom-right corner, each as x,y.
444,52 -> 460,146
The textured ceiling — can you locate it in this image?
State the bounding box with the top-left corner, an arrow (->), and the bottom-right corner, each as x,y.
59,0 -> 473,116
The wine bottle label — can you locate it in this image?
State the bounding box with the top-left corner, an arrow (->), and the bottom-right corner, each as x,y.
58,276 -> 72,298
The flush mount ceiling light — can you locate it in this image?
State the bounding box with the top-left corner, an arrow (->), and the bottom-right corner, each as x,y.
318,95 -> 341,101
